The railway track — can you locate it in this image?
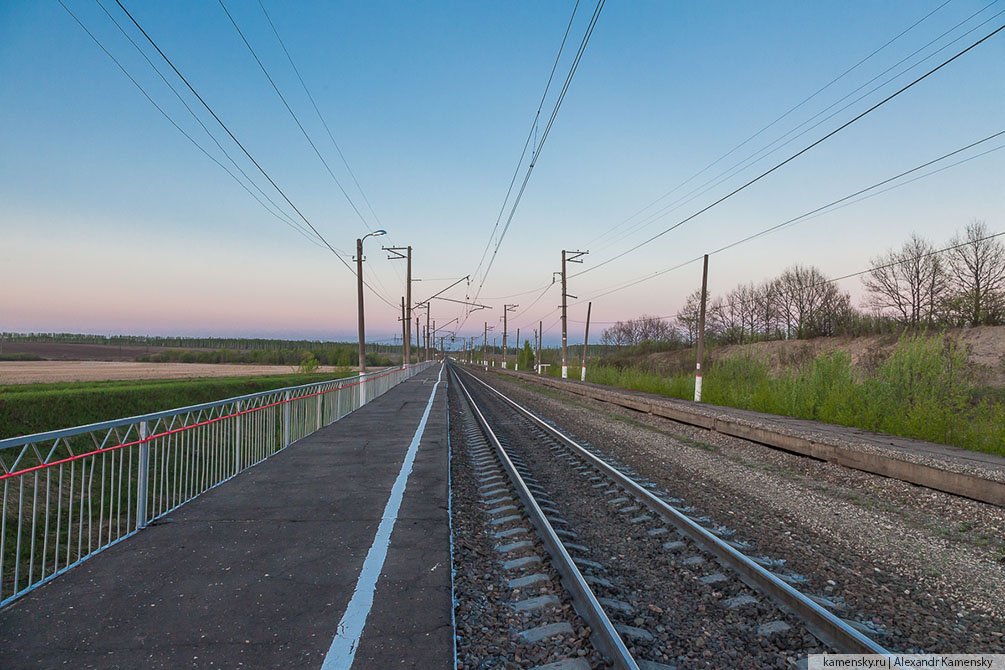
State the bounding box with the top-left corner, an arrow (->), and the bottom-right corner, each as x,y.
449,361 -> 891,668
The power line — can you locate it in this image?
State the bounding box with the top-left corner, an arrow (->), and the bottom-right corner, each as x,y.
112,0 -> 396,308
711,129 -> 1005,255
573,230 -> 1005,327
256,0 -> 383,230
585,0 -> 958,251
253,0 -> 406,291
488,131 -> 1005,335
218,0 -> 398,306
470,0 -> 582,285
63,0 -> 329,251
217,0 -> 372,232
574,131 -> 1005,304
594,3 -> 1005,255
467,0 -> 606,313
575,19 -> 1005,279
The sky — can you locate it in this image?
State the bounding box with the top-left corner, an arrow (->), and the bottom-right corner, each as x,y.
1,0 -> 1003,348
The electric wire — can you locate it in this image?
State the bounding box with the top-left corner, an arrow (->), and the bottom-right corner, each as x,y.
255,0 -> 408,292
585,0 -> 959,251
256,0 -> 384,231
573,136 -> 1005,306
591,3 -> 1005,256
62,0 -> 329,251
470,0 -> 582,285
217,0 -> 399,303
112,0 -> 396,308
467,0 -> 606,317
217,0 -> 371,232
573,20 -> 1005,280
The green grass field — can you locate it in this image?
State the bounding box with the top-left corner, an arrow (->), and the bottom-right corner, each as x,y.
0,371 -> 351,440
549,334 -> 1005,456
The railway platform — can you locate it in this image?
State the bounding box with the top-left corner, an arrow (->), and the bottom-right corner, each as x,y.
0,364 -> 451,669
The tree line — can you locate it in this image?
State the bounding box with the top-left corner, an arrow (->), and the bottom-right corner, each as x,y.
601,220 -> 1003,348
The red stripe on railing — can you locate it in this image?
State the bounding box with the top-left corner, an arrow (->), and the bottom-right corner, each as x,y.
0,366 -> 412,480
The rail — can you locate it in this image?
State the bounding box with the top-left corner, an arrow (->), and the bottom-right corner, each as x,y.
0,361 -> 438,606
461,366 -> 892,656
450,363 -> 640,669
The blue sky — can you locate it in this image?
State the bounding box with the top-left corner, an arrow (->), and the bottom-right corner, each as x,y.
2,1 -> 1003,347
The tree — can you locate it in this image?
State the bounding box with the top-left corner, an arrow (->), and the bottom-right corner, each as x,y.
945,220 -> 1005,326
862,234 -> 946,327
298,352 -> 320,374
773,264 -> 849,339
676,289 -> 702,346
517,340 -> 535,369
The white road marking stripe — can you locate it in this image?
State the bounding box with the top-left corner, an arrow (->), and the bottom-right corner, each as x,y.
321,363 -> 444,670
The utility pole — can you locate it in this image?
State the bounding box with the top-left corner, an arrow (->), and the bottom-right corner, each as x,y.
432,320 -> 436,358
533,328 -> 539,373
581,301 -> 592,381
502,304 -> 517,369
560,250 -> 588,378
400,297 -> 407,367
515,327 -> 520,370
356,238 -> 366,374
695,254 -> 709,402
426,308 -> 431,363
383,246 -> 411,363
537,320 -> 543,374
415,316 -> 421,362
483,322 -> 488,370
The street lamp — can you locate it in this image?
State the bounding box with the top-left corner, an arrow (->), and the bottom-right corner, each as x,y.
357,230 -> 387,375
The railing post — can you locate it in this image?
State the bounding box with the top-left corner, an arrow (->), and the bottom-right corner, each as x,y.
135,421 -> 149,530
234,401 -> 242,476
316,390 -> 322,432
359,371 -> 367,406
284,391 -> 291,447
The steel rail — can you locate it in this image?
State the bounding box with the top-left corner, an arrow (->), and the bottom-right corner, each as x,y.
448,363 -> 640,670
458,364 -> 892,656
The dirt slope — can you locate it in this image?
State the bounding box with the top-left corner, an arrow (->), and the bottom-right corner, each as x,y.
640,326 -> 1005,387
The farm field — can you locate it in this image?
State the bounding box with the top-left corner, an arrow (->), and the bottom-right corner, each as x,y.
0,341 -> 216,362
0,361 -> 350,385
0,371 -> 352,439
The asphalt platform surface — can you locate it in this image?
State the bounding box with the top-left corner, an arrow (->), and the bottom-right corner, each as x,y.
0,364 -> 451,669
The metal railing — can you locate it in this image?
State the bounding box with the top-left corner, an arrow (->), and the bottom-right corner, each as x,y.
0,361 -> 438,606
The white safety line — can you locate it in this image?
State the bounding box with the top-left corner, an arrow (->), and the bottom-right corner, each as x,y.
321,363 -> 444,670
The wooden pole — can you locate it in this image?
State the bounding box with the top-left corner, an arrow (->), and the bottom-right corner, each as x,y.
695,254 -> 709,402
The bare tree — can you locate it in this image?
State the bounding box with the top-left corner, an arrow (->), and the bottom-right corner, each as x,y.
676,289 -> 702,346
754,279 -> 782,340
601,314 -> 677,347
862,234 -> 946,326
776,265 -> 850,338
945,220 -> 1005,326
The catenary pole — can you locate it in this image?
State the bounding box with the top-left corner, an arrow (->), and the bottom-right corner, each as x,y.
695,254 -> 709,402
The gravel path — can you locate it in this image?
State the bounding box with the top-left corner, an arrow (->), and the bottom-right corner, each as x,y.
470,368 -> 1005,654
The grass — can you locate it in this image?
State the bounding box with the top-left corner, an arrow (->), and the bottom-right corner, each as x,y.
0,371 -> 350,440
0,353 -> 43,361
572,333 -> 1005,456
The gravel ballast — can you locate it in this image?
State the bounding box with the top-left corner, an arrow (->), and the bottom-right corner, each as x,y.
468,367 -> 1005,655
449,381 -> 610,669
